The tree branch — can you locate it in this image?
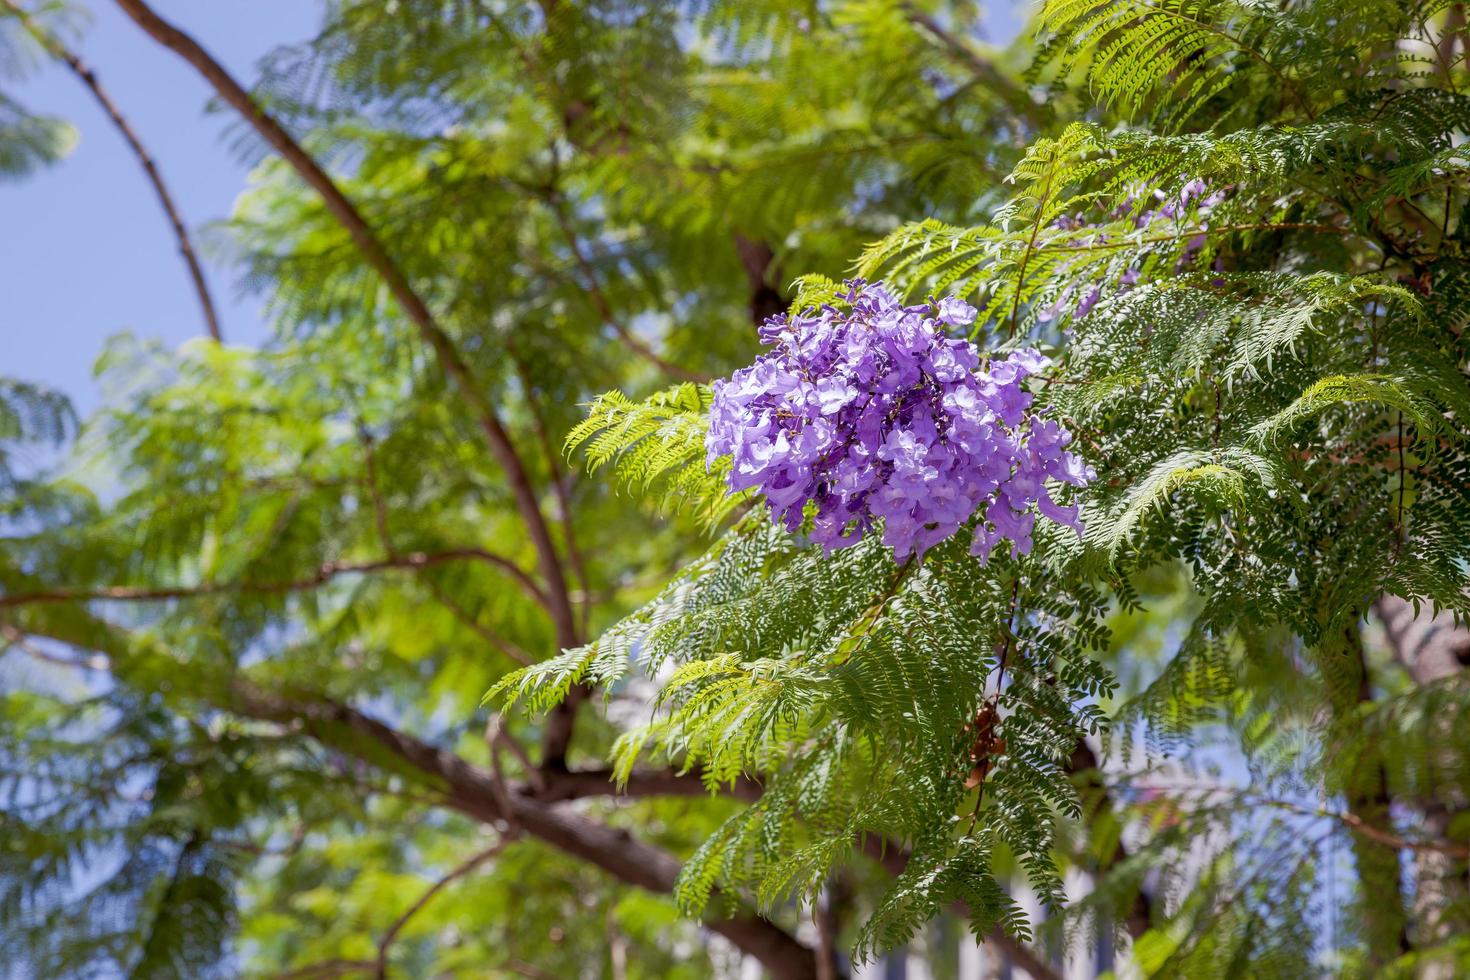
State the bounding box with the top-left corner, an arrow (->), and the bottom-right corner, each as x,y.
507,343 -> 592,640
1339,622 -> 1411,966
358,430 -> 536,667
231,690 -> 827,980
542,192 -> 705,382
1375,595 -> 1470,685
111,0 -> 579,657
0,547 -> 547,610
422,577 -> 534,667
376,837 -> 509,978
533,766 -> 763,804
0,621 -> 110,670
732,233 -> 787,325
901,2 -> 1040,137
1,0 -> 222,341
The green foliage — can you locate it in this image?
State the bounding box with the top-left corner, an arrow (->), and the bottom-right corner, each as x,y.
502,0 -> 1470,969
8,0 -> 1470,975
0,1 -> 1058,976
494,522 -> 1113,955
0,377 -> 73,496
565,383 -> 748,530
0,91 -> 73,177
0,2 -> 78,179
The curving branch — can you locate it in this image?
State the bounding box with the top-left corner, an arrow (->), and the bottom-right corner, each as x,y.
1069,740 -> 1154,941
376,838 -> 510,978
0,621 -> 110,670
111,0 -> 579,660
542,192 -> 706,382
1375,595 -> 1470,685
533,766 -> 762,804
507,344 -> 593,639
1,0 -> 222,341
232,689 -> 828,980
422,577 -> 535,666
0,547 -> 548,610
901,2 -> 1041,137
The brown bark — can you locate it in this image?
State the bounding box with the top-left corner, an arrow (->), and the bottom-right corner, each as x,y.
1376,596 -> 1470,976
376,840 -> 509,978
0,547 -> 546,609
900,2 -> 1041,138
733,233 -> 787,325
235,690 -> 826,980
111,0 -> 579,662
1337,624 -> 1411,968
533,766 -> 762,804
1376,596 -> 1470,685
544,194 -> 705,382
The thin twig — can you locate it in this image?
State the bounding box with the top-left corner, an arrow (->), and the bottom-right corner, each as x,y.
0,622 -> 110,670
968,578 -> 1019,835
901,2 -> 1038,140
484,714 -> 530,827
486,713 -> 545,794
359,430 -> 396,559
375,838 -> 509,978
355,427 -> 535,665
274,959 -> 377,980
1,0 -> 222,341
0,547 -> 547,609
422,578 -> 533,666
508,344 -> 592,642
111,0 -> 578,655
542,191 -> 705,382
1006,164 -> 1060,338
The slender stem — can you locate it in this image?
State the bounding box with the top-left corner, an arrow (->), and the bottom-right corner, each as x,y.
0,547 -> 548,609
376,839 -> 509,979
968,578 -> 1019,834
2,0 -> 222,341
902,2 -> 1038,140
0,622 -> 109,670
1041,222 -> 1358,257
275,960 -> 377,980
359,431 -> 395,558
110,0 -> 579,657
1007,164 -> 1059,338
1138,1 -> 1316,120
508,345 -> 592,642
543,192 -> 704,382
355,429 -> 537,666
423,577 -> 534,666
1395,409 -> 1408,555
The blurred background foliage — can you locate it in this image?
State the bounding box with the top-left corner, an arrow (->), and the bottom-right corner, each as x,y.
4,0 -> 1470,978
0,2 -> 1052,976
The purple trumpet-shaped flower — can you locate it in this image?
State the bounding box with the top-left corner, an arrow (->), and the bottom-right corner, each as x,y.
706,280 -> 1093,561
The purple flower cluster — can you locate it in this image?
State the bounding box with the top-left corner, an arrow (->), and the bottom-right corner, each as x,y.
1044,178 -> 1226,323
706,281 -> 1094,561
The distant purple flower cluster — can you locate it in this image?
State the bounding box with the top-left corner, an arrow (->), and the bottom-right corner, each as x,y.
1044,178 -> 1226,323
706,281 -> 1094,561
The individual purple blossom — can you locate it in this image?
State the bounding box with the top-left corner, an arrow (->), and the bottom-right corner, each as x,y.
937,296 -> 978,327
705,280 -> 1094,561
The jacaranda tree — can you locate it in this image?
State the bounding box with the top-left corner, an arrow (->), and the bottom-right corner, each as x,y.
3,0 -> 1470,978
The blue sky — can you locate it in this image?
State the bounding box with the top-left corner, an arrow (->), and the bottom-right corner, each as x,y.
3,0 -> 321,417
5,1 -> 1029,420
